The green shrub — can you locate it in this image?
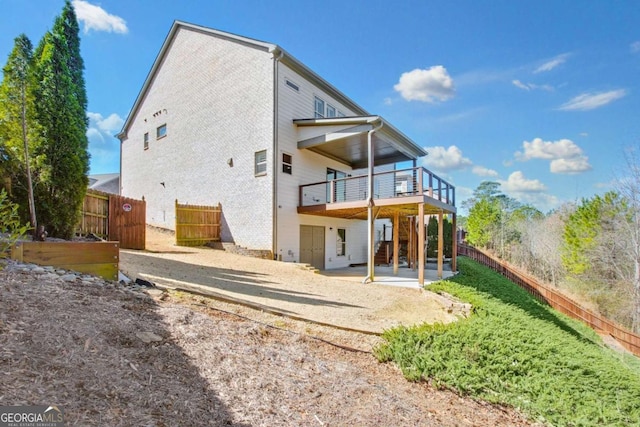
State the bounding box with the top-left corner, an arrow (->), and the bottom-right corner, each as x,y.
375,257 -> 640,426
0,189 -> 30,256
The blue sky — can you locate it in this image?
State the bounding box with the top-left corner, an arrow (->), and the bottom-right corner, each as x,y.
2,1 -> 639,213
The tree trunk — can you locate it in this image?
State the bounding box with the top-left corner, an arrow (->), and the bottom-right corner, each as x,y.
20,83 -> 38,240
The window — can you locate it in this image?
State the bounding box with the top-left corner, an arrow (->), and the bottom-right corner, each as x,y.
282,153 -> 292,175
156,124 -> 167,139
337,228 -> 346,256
327,168 -> 346,202
143,132 -> 149,150
337,111 -> 346,118
326,104 -> 336,118
314,96 -> 325,118
286,79 -> 299,92
255,150 -> 267,176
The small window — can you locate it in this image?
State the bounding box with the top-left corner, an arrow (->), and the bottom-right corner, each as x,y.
337,111 -> 346,118
314,96 -> 325,118
143,133 -> 149,150
286,79 -> 299,92
337,228 -> 346,256
156,124 -> 167,139
255,150 -> 267,176
282,153 -> 292,175
326,104 -> 336,118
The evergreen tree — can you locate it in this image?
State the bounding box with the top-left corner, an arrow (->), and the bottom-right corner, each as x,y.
32,0 -> 89,238
0,34 -> 41,236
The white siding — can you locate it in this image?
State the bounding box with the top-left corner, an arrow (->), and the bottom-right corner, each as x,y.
274,62 -> 368,268
121,27 -> 274,250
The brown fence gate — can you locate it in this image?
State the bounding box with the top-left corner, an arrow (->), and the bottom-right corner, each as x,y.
175,200 -> 221,246
79,189 -> 146,250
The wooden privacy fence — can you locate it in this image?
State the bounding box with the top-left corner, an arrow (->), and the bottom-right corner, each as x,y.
11,241 -> 119,281
78,189 -> 146,250
458,244 -> 640,357
175,200 -> 221,246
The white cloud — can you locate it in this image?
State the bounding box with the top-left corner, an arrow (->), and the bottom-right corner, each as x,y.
559,89 -> 627,111
383,97 -> 393,106
472,165 -> 499,177
579,132 -> 589,137
534,53 -> 570,73
499,171 -> 547,193
550,157 -> 592,174
423,145 -> 472,172
86,111 -> 123,173
394,65 -> 455,103
512,79 -> 530,90
516,138 -> 582,161
631,41 -> 640,53
72,0 -> 128,34
88,112 -> 124,133
515,137 -> 592,174
512,79 -> 554,92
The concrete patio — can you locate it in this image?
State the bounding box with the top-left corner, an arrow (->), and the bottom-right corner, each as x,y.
320,262 -> 455,289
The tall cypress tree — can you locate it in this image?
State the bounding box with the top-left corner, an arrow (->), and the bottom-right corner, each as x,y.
0,34 -> 41,235
32,0 -> 89,238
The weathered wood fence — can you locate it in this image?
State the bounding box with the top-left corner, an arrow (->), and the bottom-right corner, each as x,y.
11,241 -> 119,281
78,190 -> 146,250
458,244 -> 640,357
175,200 -> 221,246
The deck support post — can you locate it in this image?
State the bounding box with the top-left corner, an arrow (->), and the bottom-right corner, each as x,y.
364,120 -> 383,284
451,213 -> 457,272
437,211 -> 444,279
418,203 -> 425,286
393,210 -> 399,275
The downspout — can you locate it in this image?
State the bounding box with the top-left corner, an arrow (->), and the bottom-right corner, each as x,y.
362,119 -> 384,284
271,48 -> 284,260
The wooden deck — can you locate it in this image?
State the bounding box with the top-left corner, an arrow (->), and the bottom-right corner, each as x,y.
298,166 -> 456,219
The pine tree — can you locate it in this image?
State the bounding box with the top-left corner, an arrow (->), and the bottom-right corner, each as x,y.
0,34 -> 40,236
32,0 -> 89,238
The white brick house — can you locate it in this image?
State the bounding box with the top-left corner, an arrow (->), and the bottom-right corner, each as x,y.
118,21 -> 457,284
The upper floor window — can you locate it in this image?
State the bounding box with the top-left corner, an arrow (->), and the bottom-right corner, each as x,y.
314,97 -> 325,118
286,79 -> 299,92
255,150 -> 267,176
156,124 -> 167,139
337,111 -> 346,117
143,132 -> 149,150
282,153 -> 292,175
326,104 -> 336,118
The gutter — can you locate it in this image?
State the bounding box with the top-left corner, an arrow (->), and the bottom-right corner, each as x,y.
271,47 -> 284,260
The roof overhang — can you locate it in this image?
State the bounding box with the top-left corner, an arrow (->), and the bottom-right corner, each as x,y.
294,116 -> 428,168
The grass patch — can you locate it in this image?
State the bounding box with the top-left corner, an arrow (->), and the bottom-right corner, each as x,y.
374,257 -> 640,426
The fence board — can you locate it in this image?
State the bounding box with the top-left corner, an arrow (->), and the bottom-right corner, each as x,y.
175,200 -> 221,246
11,241 -> 119,281
79,189 -> 109,238
458,244 -> 640,357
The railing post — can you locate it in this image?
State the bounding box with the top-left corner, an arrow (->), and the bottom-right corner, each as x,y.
329,180 -> 335,203
428,173 -> 433,197
418,168 -> 424,196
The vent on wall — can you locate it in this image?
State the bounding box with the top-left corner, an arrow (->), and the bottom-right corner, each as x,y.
285,79 -> 299,92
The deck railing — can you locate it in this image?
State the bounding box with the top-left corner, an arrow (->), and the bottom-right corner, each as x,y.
299,167 -> 455,207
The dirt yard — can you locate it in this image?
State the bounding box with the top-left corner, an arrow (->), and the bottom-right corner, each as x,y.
119,227 -> 464,334
0,260 -> 536,426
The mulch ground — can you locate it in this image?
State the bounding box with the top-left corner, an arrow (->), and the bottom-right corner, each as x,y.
0,262 -> 535,426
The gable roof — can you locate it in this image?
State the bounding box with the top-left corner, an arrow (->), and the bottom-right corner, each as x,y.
117,20 -> 368,140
